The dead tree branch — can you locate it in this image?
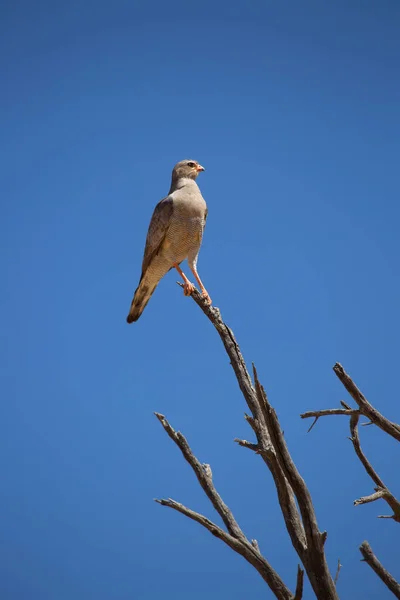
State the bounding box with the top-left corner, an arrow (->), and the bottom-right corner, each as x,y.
154,413 -> 296,600
333,363 -> 400,441
154,412 -> 246,540
334,558 -> 342,585
301,408 -> 359,434
349,413 -> 400,522
156,286 -> 338,599
294,565 -> 304,600
359,541 -> 400,598
349,413 -> 385,488
301,381 -> 400,523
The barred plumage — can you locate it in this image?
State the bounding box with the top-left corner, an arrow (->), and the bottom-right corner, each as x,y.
126,160 -> 211,323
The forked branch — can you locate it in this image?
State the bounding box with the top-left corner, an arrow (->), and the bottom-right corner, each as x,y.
154,413 -> 295,599
333,363 -> 400,441
156,287 -> 338,599
300,376 -> 400,523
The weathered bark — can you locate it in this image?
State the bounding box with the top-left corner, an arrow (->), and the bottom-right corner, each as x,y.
156,288 -> 338,599
360,542 -> 400,598
301,373 -> 400,523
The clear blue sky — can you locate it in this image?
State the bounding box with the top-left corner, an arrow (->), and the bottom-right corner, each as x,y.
1,1 -> 399,598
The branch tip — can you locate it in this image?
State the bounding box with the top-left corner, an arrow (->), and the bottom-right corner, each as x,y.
294,565 -> 304,600
359,541 -> 400,597
307,416 -> 319,433
334,559 -> 342,585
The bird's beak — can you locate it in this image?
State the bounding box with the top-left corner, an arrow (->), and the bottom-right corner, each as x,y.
196,164 -> 205,172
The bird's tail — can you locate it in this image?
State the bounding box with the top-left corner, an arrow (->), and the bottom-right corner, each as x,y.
126,273 -> 159,323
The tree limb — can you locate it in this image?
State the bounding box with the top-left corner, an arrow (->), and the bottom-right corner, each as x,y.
359,541 -> 400,598
354,487 -> 400,523
349,413 -> 385,488
155,497 -> 295,597
165,286 -> 339,600
234,438 -> 259,452
300,408 -> 359,428
252,367 -> 334,592
154,413 -> 294,599
301,387 -> 400,522
334,558 -> 342,585
155,412 -> 246,540
333,363 -> 400,441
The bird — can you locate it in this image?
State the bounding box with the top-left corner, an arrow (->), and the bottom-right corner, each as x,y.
126,159 -> 211,323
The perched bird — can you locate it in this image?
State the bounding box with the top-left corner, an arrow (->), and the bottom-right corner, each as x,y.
126,159 -> 211,323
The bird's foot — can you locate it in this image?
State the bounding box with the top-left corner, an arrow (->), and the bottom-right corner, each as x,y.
201,290 -> 212,305
183,281 -> 195,296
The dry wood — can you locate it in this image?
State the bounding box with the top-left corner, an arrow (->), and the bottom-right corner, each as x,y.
301,381 -> 400,523
334,558 -> 342,585
333,363 -> 400,441
155,413 -> 295,599
156,287 -> 339,599
360,541 -> 400,598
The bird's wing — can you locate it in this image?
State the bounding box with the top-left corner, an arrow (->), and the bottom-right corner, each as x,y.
141,196 -> 174,275
199,206 -> 208,241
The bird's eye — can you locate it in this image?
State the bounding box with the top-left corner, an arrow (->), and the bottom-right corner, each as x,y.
187,162 -> 195,168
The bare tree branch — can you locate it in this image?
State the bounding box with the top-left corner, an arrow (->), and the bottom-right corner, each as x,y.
252,367 -> 336,596
301,389 -> 400,522
155,412 -> 246,540
154,498 -> 292,593
294,565 -> 304,600
300,408 -> 360,435
349,413 -> 385,488
250,375 -> 308,564
355,488 -> 387,507
333,363 -> 400,441
154,286 -> 400,597
354,487 -> 400,523
154,413 -> 294,599
301,408 -> 359,421
334,558 -> 342,585
161,286 -> 339,600
348,414 -> 400,521
359,541 -> 400,598
234,438 -> 259,452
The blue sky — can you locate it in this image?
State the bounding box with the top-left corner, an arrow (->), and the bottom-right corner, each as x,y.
1,1 -> 400,598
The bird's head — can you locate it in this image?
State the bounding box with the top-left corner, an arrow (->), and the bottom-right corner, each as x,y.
172,159 -> 205,183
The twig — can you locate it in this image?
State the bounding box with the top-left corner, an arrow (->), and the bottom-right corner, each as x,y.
234,438 -> 259,452
359,541 -> 400,598
300,408 -> 359,433
155,498 -> 235,540
334,558 -> 342,585
293,565 -> 304,600
348,414 -> 400,522
349,412 -> 385,488
354,487 -> 400,523
301,408 -> 359,420
333,363 -> 400,441
355,488 -> 386,507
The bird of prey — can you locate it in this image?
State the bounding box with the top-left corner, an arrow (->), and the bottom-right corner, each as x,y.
126,159 -> 211,323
